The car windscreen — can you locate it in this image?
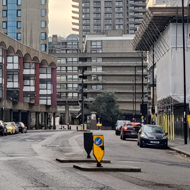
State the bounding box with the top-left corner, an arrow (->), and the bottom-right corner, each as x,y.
5,123 -> 12,127
118,122 -> 125,126
144,126 -> 165,134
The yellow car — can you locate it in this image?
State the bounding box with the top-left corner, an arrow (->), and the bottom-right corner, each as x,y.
4,122 -> 16,135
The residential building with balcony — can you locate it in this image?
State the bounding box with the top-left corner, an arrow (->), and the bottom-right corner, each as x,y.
49,30 -> 148,124
0,32 -> 57,129
72,0 -> 146,49
0,0 -> 49,52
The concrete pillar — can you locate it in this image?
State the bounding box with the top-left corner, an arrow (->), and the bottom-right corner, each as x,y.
18,110 -> 22,121
10,109 -> 13,122
44,112 -> 48,129
41,113 -> 44,127
27,111 -> 31,129
35,112 -> 39,129
65,103 -> 69,124
53,113 -> 56,130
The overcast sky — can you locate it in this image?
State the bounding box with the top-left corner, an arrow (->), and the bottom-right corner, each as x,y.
49,0 -> 77,38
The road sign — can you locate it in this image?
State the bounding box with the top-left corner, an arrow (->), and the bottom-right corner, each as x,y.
93,135 -> 104,167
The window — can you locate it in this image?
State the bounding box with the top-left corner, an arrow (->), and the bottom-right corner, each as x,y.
67,67 -> 78,72
93,1 -> 101,6
57,66 -> 66,72
2,10 -> 7,17
57,84 -> 66,89
116,1 -> 123,5
67,84 -> 78,90
17,0 -> 21,5
68,93 -> 78,99
17,21 -> 21,28
91,41 -> 102,48
82,2 -> 90,6
7,72 -> 19,82
41,32 -> 46,40
93,13 -> 101,18
17,33 -> 21,40
2,21 -> 7,29
57,58 -> 66,63
41,44 -> 47,52
2,0 -> 7,6
105,1 -> 112,6
24,63 -> 35,69
17,10 -> 21,17
41,0 -> 46,4
67,75 -> 78,81
39,81 -> 51,89
41,9 -> 46,17
92,66 -> 102,72
39,68 -> 51,74
41,21 -> 46,28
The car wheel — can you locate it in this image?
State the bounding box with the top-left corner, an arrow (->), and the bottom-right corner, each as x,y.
21,129 -> 24,133
137,140 -> 139,146
5,129 -> 7,136
115,130 -> 119,135
121,133 -> 125,140
1,130 -> 4,136
139,139 -> 143,148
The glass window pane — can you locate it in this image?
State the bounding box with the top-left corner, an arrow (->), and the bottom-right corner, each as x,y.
41,9 -> 46,17
41,0 -> 46,4
41,21 -> 46,28
17,0 -> 21,5
17,10 -> 21,17
2,10 -> 7,17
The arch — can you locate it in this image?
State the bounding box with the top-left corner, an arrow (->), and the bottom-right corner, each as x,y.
16,49 -> 23,57
40,59 -> 48,67
49,62 -> 57,68
66,34 -> 79,41
23,53 -> 32,62
32,56 -> 40,63
0,41 -> 7,49
7,46 -> 15,55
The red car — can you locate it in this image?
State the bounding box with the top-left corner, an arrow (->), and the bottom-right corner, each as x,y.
120,122 -> 142,140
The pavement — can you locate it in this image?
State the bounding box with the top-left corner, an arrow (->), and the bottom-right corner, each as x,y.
168,138 -> 190,157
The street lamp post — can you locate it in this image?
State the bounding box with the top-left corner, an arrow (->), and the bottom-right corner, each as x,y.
182,0 -> 187,144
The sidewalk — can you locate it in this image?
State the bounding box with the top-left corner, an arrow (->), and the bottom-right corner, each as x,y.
168,138 -> 190,157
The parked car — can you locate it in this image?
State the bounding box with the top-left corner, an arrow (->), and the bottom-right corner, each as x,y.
120,122 -> 142,140
0,120 -> 7,136
15,122 -> 27,133
11,122 -> 19,134
137,124 -> 168,148
115,120 -> 130,135
4,122 -> 16,135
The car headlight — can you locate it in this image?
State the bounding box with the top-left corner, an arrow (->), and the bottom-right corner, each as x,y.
140,132 -> 149,139
162,135 -> 168,140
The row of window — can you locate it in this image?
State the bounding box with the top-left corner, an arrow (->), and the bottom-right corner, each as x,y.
2,21 -> 47,29
82,1 -> 123,7
83,7 -> 123,13
57,66 -> 78,72
2,0 -> 46,6
57,57 -> 78,63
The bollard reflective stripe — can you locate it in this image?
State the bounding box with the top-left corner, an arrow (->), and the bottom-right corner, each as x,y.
93,135 -> 104,165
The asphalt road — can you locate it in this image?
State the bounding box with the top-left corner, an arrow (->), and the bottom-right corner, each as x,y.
0,130 -> 190,190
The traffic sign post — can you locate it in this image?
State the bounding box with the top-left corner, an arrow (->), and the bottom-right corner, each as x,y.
93,135 -> 104,167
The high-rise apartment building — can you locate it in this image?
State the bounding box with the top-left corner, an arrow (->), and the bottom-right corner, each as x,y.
0,0 -> 48,52
72,0 -> 146,49
49,31 -> 148,125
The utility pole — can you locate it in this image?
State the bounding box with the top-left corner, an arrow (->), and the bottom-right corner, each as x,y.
182,0 -> 187,144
